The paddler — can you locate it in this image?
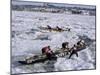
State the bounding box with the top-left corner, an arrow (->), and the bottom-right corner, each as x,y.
56,26 -> 62,31
80,39 -> 85,47
47,25 -> 52,29
47,25 -> 52,32
62,42 -> 69,50
76,39 -> 85,49
69,40 -> 85,59
61,42 -> 70,55
42,46 -> 54,59
68,44 -> 78,59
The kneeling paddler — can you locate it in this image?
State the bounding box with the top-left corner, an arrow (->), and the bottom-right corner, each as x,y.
76,39 -> 85,49
61,42 -> 70,55
42,46 -> 54,60
56,26 -> 63,31
47,25 -> 52,29
69,40 -> 86,59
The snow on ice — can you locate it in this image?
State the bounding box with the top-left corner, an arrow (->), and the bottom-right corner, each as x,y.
11,10 -> 96,74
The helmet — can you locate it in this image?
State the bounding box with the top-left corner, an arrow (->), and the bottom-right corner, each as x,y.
48,46 -> 50,48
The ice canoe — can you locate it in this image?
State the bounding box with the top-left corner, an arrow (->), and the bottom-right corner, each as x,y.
18,44 -> 86,65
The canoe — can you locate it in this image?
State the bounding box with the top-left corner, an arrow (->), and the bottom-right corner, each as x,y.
18,54 -> 57,65
18,45 -> 86,65
38,26 -> 70,32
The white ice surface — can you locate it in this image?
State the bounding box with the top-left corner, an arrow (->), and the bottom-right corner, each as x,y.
12,11 -> 96,74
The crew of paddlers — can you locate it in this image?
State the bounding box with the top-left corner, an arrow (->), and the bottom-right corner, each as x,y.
39,25 -> 85,59
39,25 -> 71,32
18,25 -> 87,64
41,39 -> 85,59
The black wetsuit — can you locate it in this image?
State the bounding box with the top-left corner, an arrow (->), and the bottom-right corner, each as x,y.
69,47 -> 78,59
47,25 -> 52,29
56,26 -> 62,31
62,42 -> 68,49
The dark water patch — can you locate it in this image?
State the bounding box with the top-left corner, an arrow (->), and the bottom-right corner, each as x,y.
30,28 -> 38,32
25,28 -> 41,35
25,31 -> 35,35
38,17 -> 48,21
78,35 -> 95,46
12,20 -> 24,24
12,55 -> 27,68
89,42 -> 96,51
74,26 -> 80,29
82,27 -> 87,30
16,15 -> 24,18
34,35 -> 51,40
79,51 -> 88,61
12,31 -> 16,38
40,36 -> 50,40
90,28 -> 95,30
12,31 -> 21,38
44,60 -> 56,72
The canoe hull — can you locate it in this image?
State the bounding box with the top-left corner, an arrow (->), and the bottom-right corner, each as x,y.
18,45 -> 86,65
18,56 -> 57,65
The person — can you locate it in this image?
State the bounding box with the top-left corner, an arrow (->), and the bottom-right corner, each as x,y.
62,42 -> 70,55
68,44 -> 78,59
62,42 -> 69,49
76,39 -> 85,49
68,28 -> 70,31
47,25 -> 52,32
47,25 -> 52,30
42,46 -> 54,59
56,26 -> 62,31
76,41 -> 81,49
80,39 -> 85,47
66,28 -> 70,32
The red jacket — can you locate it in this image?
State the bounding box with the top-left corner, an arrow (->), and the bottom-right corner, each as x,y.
42,46 -> 52,54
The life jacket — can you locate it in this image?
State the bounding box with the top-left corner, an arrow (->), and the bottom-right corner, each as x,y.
42,46 -> 52,54
47,25 -> 52,29
56,26 -> 62,31
77,40 -> 85,48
